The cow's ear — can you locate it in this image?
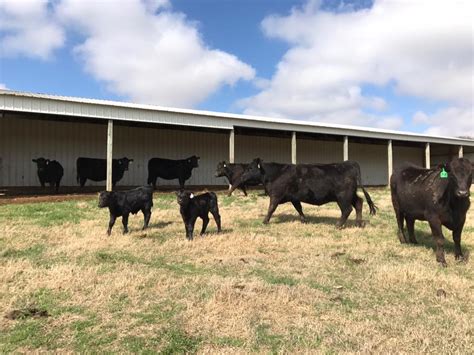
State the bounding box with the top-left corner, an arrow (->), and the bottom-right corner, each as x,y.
444,162 -> 451,172
129,159 -> 134,163
46,159 -> 50,164
190,193 -> 194,199
32,159 -> 37,163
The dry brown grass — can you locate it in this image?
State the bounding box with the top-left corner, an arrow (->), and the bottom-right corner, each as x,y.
1,187 -> 473,353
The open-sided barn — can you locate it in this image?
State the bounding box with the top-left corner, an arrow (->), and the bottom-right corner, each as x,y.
1,90 -> 473,191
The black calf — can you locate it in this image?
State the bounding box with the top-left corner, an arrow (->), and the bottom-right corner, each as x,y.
98,186 -> 153,235
176,191 -> 222,240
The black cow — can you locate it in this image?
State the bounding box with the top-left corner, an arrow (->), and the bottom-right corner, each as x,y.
240,158 -> 377,227
98,186 -> 153,235
32,158 -> 64,193
176,190 -> 222,240
77,157 -> 133,187
390,158 -> 472,266
215,161 -> 262,196
147,156 -> 199,189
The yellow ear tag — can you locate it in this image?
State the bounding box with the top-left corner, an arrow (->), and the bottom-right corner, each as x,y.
440,168 -> 448,179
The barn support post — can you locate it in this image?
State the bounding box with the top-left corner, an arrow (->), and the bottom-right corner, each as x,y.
458,145 -> 463,158
106,119 -> 114,192
387,139 -> 393,185
343,136 -> 349,161
229,129 -> 235,164
425,142 -> 431,169
291,131 -> 297,164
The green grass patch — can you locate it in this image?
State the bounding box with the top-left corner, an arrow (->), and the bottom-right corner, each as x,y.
251,269 -> 299,287
0,200 -> 97,227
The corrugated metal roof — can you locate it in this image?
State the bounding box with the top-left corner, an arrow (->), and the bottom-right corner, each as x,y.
1,89 -> 473,146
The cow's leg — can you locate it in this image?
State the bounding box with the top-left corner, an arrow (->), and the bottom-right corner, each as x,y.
142,209 -> 151,230
55,181 -> 60,194
291,200 -> 306,223
200,215 -> 210,236
122,214 -> 129,234
80,177 -> 87,187
179,178 -> 185,190
405,217 -> 417,244
263,198 -> 279,224
107,214 -> 116,236
241,185 -> 248,197
453,221 -> 465,261
392,197 -> 408,243
186,217 -> 197,240
352,195 -> 365,228
335,199 -> 353,229
210,207 -> 222,232
227,184 -> 239,197
428,218 -> 447,267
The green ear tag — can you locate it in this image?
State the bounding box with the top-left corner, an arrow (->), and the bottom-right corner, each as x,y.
440,168 -> 448,179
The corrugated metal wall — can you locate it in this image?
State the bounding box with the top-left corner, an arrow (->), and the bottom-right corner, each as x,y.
113,124 -> 228,186
393,146 -> 424,169
298,139 -> 343,164
349,142 -> 387,185
0,116 -> 229,187
235,134 -> 291,164
1,116 -> 107,186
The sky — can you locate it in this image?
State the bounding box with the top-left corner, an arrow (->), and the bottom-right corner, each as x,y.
0,0 -> 472,137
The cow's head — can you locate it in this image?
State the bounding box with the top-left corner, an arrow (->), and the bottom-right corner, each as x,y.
98,191 -> 114,208
241,158 -> 264,183
176,190 -> 194,207
32,158 -> 50,173
215,161 -> 228,177
187,156 -> 200,168
118,157 -> 133,171
443,158 -> 472,198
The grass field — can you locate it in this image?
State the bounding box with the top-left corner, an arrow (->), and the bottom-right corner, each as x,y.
1,188 -> 473,353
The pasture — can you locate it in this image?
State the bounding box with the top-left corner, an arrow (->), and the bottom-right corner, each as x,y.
1,188 -> 473,353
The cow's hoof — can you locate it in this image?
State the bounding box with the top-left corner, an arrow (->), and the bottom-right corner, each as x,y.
262,220 -> 269,225
409,239 -> 418,245
455,255 -> 465,262
356,221 -> 366,228
438,260 -> 448,268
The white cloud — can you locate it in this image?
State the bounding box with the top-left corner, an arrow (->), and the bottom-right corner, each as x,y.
413,107 -> 474,137
0,83 -> 9,90
241,0 -> 473,134
0,0 -> 64,59
56,0 -> 255,107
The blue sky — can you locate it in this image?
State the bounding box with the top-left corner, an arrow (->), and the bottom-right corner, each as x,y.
0,0 -> 472,137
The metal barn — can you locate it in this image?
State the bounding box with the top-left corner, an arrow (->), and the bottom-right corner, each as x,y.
1,90 -> 473,192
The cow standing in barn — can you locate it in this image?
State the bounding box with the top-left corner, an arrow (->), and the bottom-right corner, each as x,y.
32,158 -> 64,193
98,186 -> 153,235
240,158 -> 377,227
390,158 -> 472,266
147,156 -> 199,190
76,157 -> 133,187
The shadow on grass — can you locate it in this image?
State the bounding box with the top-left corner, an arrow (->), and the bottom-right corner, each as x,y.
403,228 -> 469,260
273,213 -> 367,228
148,221 -> 173,229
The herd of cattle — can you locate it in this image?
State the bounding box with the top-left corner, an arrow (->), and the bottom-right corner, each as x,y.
31,155 -> 472,266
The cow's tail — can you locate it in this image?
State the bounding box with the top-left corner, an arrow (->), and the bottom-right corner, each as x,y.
355,163 -> 377,215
